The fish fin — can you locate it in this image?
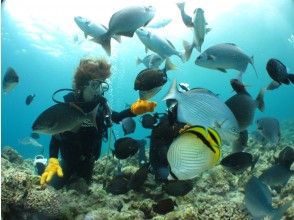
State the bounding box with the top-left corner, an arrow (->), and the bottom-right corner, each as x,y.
281,78 -> 290,85
251,155 -> 259,171
225,43 -> 237,46
176,2 -> 185,10
217,68 -> 227,73
84,32 -> 88,39
206,28 -> 212,33
288,73 -> 294,84
164,58 -> 176,73
183,40 -> 193,61
255,88 -> 265,112
136,57 -> 142,65
118,31 -> 135,37
250,56 -> 258,78
270,202 -> 292,220
162,79 -> 179,101
112,34 -> 121,43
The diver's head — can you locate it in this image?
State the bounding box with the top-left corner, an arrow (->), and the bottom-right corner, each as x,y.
73,58 -> 111,102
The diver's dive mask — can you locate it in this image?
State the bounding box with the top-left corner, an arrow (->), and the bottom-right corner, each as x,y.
83,79 -> 109,102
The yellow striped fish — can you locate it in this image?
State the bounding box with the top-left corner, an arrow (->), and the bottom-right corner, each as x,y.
167,125 -> 222,180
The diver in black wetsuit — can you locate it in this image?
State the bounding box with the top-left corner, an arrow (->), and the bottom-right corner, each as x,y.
40,58 -> 157,189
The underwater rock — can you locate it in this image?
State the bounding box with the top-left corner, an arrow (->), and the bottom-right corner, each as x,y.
1,146 -> 24,164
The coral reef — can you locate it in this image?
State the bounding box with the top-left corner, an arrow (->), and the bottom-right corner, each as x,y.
1,120 -> 294,220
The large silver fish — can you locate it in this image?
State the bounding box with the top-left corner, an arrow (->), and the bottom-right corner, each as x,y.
32,103 -> 98,135
195,43 -> 258,80
184,8 -> 211,59
163,79 -> 239,143
100,5 -> 156,55
136,28 -> 185,62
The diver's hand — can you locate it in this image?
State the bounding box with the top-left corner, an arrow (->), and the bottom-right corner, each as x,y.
131,99 -> 157,115
40,158 -> 63,186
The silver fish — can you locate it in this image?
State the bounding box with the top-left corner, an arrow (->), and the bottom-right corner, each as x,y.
256,117 -> 281,145
136,53 -> 164,68
184,8 -> 211,59
32,103 -> 98,135
195,43 -> 258,80
146,18 -> 172,29
19,137 -> 43,148
245,176 -> 291,220
2,67 -> 19,93
163,79 -> 239,143
136,28 -> 185,62
176,2 -> 193,27
100,5 -> 156,55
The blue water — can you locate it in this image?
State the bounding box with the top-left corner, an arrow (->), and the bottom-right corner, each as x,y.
1,0 -> 294,159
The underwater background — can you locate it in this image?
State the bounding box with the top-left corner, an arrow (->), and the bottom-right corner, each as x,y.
1,0 -> 294,219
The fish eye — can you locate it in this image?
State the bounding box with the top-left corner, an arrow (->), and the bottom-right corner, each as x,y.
197,55 -> 202,60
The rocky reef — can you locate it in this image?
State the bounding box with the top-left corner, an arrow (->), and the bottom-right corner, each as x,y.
1,120 -> 294,220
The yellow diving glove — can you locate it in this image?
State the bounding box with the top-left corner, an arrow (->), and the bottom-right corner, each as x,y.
40,158 -> 63,186
131,99 -> 157,115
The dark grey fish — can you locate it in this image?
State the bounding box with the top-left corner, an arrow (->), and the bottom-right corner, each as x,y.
176,2 -> 193,27
25,94 -> 36,105
99,5 -> 156,55
128,163 -> 150,191
277,147 -> 294,169
2,67 -> 19,93
140,113 -> 159,129
152,198 -> 176,215
136,54 -> 164,68
106,175 -> 130,195
232,130 -> 248,153
266,80 -> 281,91
30,132 -> 40,140
121,117 -> 136,135
245,176 -> 291,220
113,137 -> 140,159
163,180 -> 193,196
220,152 -> 258,174
256,117 -> 281,145
225,79 -> 265,131
32,103 -> 97,135
259,164 -> 294,188
266,58 -> 294,85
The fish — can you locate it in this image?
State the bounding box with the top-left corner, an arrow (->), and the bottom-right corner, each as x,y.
30,132 -> 40,140
32,103 -> 98,135
220,152 -> 258,174
256,117 -> 281,145
266,80 -> 281,91
232,130 -> 248,152
134,58 -> 175,100
99,6 -> 156,55
146,18 -> 172,29
112,137 -> 141,159
136,53 -> 164,68
25,94 -> 36,105
225,79 -> 265,131
140,113 -> 159,129
245,176 -> 291,220
163,180 -> 193,196
163,79 -> 239,143
277,147 -> 294,169
183,8 -> 211,59
266,58 -> 294,85
179,82 -> 190,91
195,43 -> 258,80
176,2 -> 193,27
106,175 -> 130,195
18,137 -> 43,148
167,125 -> 222,180
121,117 -> 136,135
136,28 -> 185,62
259,164 -> 294,188
152,198 -> 176,215
2,67 -> 19,93
128,163 -> 150,191
74,16 -> 121,43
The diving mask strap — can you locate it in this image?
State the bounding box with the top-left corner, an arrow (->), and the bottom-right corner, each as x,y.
52,88 -> 75,104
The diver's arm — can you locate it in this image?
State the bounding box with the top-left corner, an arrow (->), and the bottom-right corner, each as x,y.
111,109 -> 135,124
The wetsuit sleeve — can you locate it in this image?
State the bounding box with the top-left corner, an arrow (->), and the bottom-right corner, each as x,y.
111,108 -> 136,124
49,135 -> 61,158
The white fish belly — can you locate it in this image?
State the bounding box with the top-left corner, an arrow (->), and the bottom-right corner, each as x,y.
167,134 -> 214,180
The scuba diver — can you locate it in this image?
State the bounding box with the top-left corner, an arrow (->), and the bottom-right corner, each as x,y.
40,58 -> 156,189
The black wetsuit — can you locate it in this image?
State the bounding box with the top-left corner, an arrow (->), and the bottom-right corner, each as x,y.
49,92 -> 135,189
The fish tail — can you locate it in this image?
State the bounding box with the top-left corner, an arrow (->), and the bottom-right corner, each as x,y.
176,2 -> 185,10
99,33 -> 112,56
270,201 -> 292,220
164,58 -> 176,73
136,57 -> 142,65
288,73 -> 294,84
183,40 -> 193,61
256,88 -> 265,112
250,56 -> 258,78
162,79 -> 180,101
